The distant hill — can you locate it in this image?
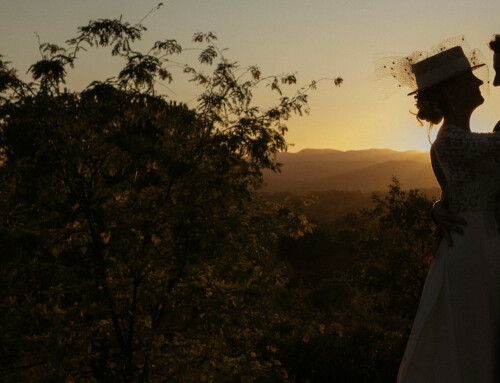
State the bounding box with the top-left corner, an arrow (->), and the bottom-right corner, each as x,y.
262,148 -> 438,193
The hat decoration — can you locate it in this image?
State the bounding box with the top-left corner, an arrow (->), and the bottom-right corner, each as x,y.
372,35 -> 489,97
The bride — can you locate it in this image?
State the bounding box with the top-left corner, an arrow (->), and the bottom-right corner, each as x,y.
377,38 -> 500,382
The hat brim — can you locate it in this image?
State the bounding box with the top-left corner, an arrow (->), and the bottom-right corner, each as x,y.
407,63 -> 486,96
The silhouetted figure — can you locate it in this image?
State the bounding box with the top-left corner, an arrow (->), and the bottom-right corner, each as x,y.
380,37 -> 500,383
432,34 -> 500,243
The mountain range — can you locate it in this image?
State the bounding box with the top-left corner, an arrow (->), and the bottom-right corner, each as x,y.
262,148 -> 439,194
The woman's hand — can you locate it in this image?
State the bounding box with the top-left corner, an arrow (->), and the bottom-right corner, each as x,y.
431,199 -> 467,246
423,200 -> 467,263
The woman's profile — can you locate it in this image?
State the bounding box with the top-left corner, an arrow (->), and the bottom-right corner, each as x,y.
376,37 -> 500,382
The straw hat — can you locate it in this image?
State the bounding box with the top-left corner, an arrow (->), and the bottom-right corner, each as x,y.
409,45 -> 485,95
372,36 -> 489,97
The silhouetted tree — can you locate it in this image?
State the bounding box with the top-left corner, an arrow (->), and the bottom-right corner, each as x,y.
274,179 -> 434,382
0,8 -> 341,382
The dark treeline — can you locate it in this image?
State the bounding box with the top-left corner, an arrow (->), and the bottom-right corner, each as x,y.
0,11 -> 433,383
267,181 -> 434,382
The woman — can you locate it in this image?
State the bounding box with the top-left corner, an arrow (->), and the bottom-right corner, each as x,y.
431,34 -> 500,242
382,40 -> 500,382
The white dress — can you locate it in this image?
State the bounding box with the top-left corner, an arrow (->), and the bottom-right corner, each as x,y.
398,124 -> 500,383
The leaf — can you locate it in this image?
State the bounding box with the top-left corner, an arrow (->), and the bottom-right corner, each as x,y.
152,39 -> 182,55
100,231 -> 111,245
28,59 -> 67,84
199,46 -> 217,65
193,32 -> 204,43
158,68 -> 173,83
281,74 -> 296,85
270,77 -> 282,95
250,66 -> 261,80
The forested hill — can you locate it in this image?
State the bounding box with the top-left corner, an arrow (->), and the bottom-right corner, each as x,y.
263,148 -> 439,193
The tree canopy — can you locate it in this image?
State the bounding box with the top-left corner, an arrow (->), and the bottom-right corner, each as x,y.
0,9 -> 342,382
0,6 -> 437,383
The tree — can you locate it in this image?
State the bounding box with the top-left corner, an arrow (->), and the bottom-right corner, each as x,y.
270,179 -> 434,383
339,179 -> 434,382
0,9 -> 341,382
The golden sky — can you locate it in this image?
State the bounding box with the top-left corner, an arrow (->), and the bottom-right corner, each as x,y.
2,0 -> 500,152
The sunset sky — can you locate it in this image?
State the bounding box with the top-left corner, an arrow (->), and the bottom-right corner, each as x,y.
2,0 -> 500,152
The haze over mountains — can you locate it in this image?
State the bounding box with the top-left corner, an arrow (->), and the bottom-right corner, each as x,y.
262,148 -> 439,194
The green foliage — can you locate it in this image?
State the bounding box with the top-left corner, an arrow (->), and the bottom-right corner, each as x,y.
356,178 -> 432,310
1,6 -> 435,383
0,11 -> 333,383
342,179 -> 432,382
69,18 -> 145,55
272,179 -> 434,382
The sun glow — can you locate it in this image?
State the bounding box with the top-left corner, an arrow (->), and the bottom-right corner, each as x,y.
2,0 -> 500,153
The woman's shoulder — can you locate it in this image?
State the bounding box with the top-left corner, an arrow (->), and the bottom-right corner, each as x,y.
433,124 -> 500,161
431,125 -> 485,160
437,124 -> 466,136
433,124 -> 467,147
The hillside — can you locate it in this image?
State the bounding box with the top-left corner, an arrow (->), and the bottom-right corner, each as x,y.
262,148 -> 438,193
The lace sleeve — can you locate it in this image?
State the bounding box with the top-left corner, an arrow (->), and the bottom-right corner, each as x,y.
434,125 -> 500,164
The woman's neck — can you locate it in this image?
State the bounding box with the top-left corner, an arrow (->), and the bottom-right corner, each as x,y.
442,112 -> 472,131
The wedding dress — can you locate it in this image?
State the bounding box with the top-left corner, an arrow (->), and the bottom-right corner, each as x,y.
398,124 -> 500,383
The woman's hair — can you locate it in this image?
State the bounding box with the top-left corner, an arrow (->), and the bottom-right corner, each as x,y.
413,87 -> 445,140
414,89 -> 444,126
413,72 -> 465,139
489,34 -> 500,53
